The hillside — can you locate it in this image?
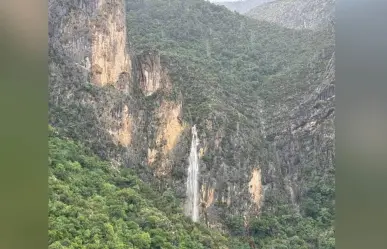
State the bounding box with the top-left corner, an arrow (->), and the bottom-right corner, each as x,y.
212,0 -> 275,14
48,126 -> 229,249
49,0 -> 335,248
246,0 -> 335,30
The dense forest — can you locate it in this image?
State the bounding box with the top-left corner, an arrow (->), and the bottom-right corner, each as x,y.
49,125 -> 230,249
48,126 -> 333,248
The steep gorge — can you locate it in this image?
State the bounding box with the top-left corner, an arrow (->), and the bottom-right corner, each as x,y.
49,0 -> 335,248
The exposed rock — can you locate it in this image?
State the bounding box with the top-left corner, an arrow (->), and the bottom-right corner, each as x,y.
248,168 -> 263,211
137,51 -> 172,96
49,0 -> 131,87
108,104 -> 132,146
148,101 -> 186,177
48,0 -> 184,174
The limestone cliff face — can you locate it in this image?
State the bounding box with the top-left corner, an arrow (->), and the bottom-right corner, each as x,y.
147,100 -> 185,177
108,104 -> 132,147
90,0 -> 131,86
137,52 -> 172,96
48,0 -> 183,175
248,168 -> 263,210
49,0 -> 131,87
49,0 -> 136,164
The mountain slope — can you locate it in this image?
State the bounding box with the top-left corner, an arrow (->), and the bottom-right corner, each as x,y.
213,0 -> 275,14
48,126 -> 229,249
49,0 -> 335,248
247,0 -> 335,30
127,0 -> 335,247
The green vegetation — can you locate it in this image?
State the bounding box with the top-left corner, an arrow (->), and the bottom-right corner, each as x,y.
48,126 -> 229,249
126,0 -> 334,248
225,190 -> 334,248
127,0 -> 332,124
49,0 -> 334,248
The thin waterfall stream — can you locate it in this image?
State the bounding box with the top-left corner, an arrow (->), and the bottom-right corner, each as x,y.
185,125 -> 200,222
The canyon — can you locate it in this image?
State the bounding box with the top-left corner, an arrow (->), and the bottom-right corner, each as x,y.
49,0 -> 335,248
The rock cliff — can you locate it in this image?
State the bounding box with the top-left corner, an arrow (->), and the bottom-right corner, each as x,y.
48,0 -> 184,177
48,0 -> 131,86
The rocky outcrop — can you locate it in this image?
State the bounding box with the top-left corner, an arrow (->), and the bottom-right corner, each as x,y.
49,0 -> 131,87
148,100 -> 186,177
248,168 -> 263,210
48,0 -> 184,175
247,0 -> 335,30
108,104 -> 132,146
49,0 -> 135,162
137,51 -> 172,96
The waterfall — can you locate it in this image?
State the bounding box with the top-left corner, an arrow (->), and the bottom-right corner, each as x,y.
285,178 -> 300,214
185,125 -> 200,222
